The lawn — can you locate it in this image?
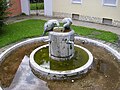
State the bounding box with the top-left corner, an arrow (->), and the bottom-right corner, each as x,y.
71,25 -> 118,43
30,3 -> 44,10
0,19 -> 118,48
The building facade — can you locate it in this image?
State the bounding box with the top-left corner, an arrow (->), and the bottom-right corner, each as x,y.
7,0 -> 22,17
7,0 -> 30,17
45,0 -> 120,27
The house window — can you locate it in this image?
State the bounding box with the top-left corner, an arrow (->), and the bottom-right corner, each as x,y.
103,0 -> 117,6
72,0 -> 82,4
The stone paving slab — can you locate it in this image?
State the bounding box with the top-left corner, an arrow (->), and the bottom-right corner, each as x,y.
4,55 -> 49,90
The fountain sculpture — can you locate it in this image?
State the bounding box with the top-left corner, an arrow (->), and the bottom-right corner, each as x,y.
29,18 -> 93,80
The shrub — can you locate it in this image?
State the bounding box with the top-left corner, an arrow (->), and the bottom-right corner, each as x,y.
0,0 -> 9,30
30,3 -> 44,10
30,0 -> 44,3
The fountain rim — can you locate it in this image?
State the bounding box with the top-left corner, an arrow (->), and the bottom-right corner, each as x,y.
49,27 -> 75,36
30,44 -> 93,75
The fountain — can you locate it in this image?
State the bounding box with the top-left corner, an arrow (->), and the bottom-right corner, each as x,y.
1,18 -> 120,90
29,18 -> 93,80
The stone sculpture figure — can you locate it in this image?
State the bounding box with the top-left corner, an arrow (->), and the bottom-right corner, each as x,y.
62,18 -> 72,31
43,18 -> 72,35
42,19 -> 59,36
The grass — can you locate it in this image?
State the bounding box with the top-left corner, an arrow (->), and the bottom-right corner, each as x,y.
0,19 -> 45,48
71,25 -> 118,43
30,3 -> 44,10
0,19 -> 118,48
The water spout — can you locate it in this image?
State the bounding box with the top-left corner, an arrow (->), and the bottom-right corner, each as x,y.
66,40 -> 74,44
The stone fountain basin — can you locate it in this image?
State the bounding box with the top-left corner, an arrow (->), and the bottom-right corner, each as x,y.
0,36 -> 120,90
29,44 -> 93,80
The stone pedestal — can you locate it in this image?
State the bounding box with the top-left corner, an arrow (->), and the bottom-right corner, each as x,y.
49,27 -> 74,61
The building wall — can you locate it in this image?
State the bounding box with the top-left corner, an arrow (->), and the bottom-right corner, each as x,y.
8,0 -> 22,17
52,0 -> 120,27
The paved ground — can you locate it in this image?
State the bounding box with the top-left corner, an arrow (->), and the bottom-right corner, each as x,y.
6,15 -> 120,35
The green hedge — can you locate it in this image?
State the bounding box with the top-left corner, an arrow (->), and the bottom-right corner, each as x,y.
30,3 -> 44,10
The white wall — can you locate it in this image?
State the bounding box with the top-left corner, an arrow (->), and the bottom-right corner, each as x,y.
53,0 -> 120,21
21,0 -> 30,15
44,0 -> 53,17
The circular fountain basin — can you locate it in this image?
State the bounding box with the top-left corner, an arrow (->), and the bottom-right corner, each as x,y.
1,36 -> 120,89
30,44 -> 93,80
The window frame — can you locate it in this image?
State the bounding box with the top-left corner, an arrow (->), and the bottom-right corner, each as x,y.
102,0 -> 118,7
72,0 -> 82,4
